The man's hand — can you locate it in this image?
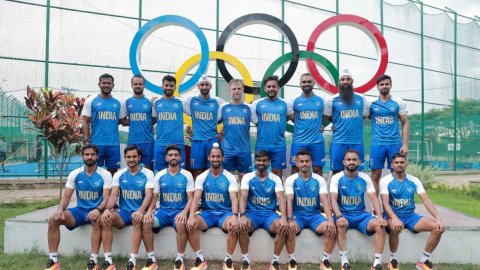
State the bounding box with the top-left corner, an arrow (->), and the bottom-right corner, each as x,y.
54,208 -> 65,221
87,208 -> 101,221
175,212 -> 188,224
131,210 -> 144,225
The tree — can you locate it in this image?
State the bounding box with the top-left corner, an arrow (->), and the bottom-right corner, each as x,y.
25,86 -> 84,198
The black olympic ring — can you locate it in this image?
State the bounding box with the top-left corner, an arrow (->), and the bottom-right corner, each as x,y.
216,13 -> 300,95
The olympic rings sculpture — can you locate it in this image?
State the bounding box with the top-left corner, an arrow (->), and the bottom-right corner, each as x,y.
129,13 -> 388,97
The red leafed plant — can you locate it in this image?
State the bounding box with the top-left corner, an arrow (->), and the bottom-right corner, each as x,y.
25,86 -> 85,198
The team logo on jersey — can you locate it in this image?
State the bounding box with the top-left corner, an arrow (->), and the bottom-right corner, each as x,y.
136,180 -> 145,185
177,182 -> 185,188
209,103 -> 214,108
391,188 -> 397,194
173,103 -> 179,108
311,186 -> 316,192
194,102 -> 199,106
113,103 -> 118,108
265,188 -> 272,193
122,179 -> 128,183
374,107 -> 379,111
161,183 -> 167,187
355,101 -> 360,105
143,104 -> 149,109
157,103 -> 163,107
340,185 -> 347,189
298,103 -> 303,107
337,102 -> 343,105
225,108 -> 231,112
243,108 -> 248,113
356,184 -> 363,192
128,104 -> 134,108
96,102 -> 103,106
78,180 -> 84,184
295,187 -> 301,190
407,187 -> 414,193
316,102 -> 321,107
390,106 -> 395,112
260,105 -> 266,108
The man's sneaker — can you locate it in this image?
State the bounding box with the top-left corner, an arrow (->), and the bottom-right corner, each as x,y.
45,259 -> 60,270
190,257 -> 207,270
142,258 -> 158,270
223,258 -> 234,270
387,259 -> 399,270
340,262 -> 351,270
269,260 -> 280,270
174,259 -> 185,270
416,260 -> 433,270
288,259 -> 297,270
371,264 -> 382,270
240,259 -> 251,270
101,261 -> 116,270
320,259 -> 333,270
86,259 -> 98,270
126,261 -> 136,270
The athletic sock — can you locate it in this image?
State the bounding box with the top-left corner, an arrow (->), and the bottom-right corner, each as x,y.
90,253 -> 98,264
147,251 -> 156,263
288,253 -> 296,261
322,252 -> 331,262
242,253 -> 250,264
49,253 -> 58,263
194,250 -> 205,261
104,253 -> 113,264
390,252 -> 397,261
129,253 -> 137,265
419,250 -> 431,263
339,250 -> 349,265
176,253 -> 184,262
271,254 -> 279,264
373,253 -> 382,266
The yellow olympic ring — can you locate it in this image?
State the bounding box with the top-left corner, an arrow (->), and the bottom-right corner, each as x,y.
175,51 -> 254,129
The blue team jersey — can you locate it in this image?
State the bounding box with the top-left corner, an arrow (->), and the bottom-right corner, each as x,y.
292,94 -> 325,144
65,166 -> 113,209
154,168 -> 194,210
253,97 -> 293,148
124,95 -> 154,144
195,169 -> 238,211
152,97 -> 185,146
241,171 -> 284,212
370,96 -> 407,145
82,95 -> 126,146
285,173 -> 328,213
185,96 -> 224,141
380,173 -> 425,217
324,93 -> 369,144
221,103 -> 257,153
329,171 -> 375,215
112,167 -> 154,212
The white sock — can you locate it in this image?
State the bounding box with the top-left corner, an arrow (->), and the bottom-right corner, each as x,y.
340,250 -> 349,265
49,253 -> 58,263
322,252 -> 331,262
194,250 -> 205,261
288,253 -> 296,261
390,252 -> 397,261
242,253 -> 250,264
147,251 -> 156,263
104,253 -> 113,264
271,254 -> 279,264
129,253 -> 137,265
90,253 -> 98,264
176,253 -> 184,262
373,253 -> 382,266
419,250 -> 431,263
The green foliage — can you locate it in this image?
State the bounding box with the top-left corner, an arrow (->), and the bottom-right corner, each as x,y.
406,163 -> 438,187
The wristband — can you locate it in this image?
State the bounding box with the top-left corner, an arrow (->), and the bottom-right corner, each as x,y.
337,214 -> 343,219
239,211 -> 246,217
96,207 -> 104,213
287,217 -> 294,221
232,212 -> 238,216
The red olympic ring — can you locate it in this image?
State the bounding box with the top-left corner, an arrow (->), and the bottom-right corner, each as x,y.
306,14 -> 388,94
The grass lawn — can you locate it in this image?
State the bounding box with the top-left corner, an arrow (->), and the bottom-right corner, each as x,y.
417,188 -> 480,218
0,199 -> 479,269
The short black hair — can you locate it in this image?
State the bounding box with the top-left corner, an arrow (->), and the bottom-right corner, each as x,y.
392,152 -> 407,161
208,144 -> 224,156
165,144 -> 181,156
124,145 -> 142,156
99,73 -> 114,83
131,74 -> 145,83
296,149 -> 312,158
82,143 -> 98,155
254,150 -> 270,160
162,75 -> 176,84
376,74 -> 391,85
343,149 -> 360,159
263,75 -> 279,86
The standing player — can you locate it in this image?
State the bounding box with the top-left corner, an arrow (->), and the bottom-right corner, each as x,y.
323,69 -> 369,174
285,150 -> 336,270
330,150 -> 386,270
290,73 -> 326,176
370,74 -> 410,195
221,79 -> 257,182
100,145 -> 154,270
82,73 -> 126,175
186,144 -> 239,270
122,75 -> 155,170
152,75 -> 187,171
238,150 -> 288,270
45,144 -> 112,270
138,144 -> 194,270
183,75 -> 225,178
381,153 -> 444,270
253,75 -> 293,178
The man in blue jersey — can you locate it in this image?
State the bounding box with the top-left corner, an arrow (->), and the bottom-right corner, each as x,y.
186,144 -> 239,270
285,150 -> 336,270
121,75 -> 155,170
370,75 -> 410,195
324,69 -> 369,174
184,75 -> 225,179
290,73 -> 326,176
45,144 -> 112,270
252,75 -> 293,178
152,75 -> 188,171
381,153 -> 444,270
238,150 -> 288,270
139,144 -> 195,270
221,79 -> 257,182
99,145 -> 154,270
330,150 -> 386,270
82,73 -> 126,175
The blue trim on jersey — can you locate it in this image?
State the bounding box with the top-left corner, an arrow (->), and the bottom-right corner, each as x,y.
190,96 -> 221,140
385,176 -> 420,216
245,176 -> 278,211
89,95 -> 122,146
73,169 -> 106,209
255,98 -> 288,148
331,94 -> 365,144
154,97 -> 185,146
117,169 -> 149,212
370,97 -> 402,144
126,95 -> 154,144
292,94 -> 324,144
290,175 -> 322,213
200,170 -> 233,211
158,170 -> 191,210
221,103 -> 252,153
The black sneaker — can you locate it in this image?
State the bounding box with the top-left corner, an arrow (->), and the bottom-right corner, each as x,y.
193,257 -> 207,269
223,258 -> 234,269
101,261 -> 115,270
45,259 -> 60,270
341,262 -> 351,270
320,259 -> 333,270
241,259 -> 251,270
388,259 -> 399,270
174,259 -> 184,270
416,259 -> 433,270
269,260 -> 280,270
86,259 -> 97,270
288,258 -> 298,269
144,258 -> 158,270
371,263 -> 382,270
126,261 -> 135,270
